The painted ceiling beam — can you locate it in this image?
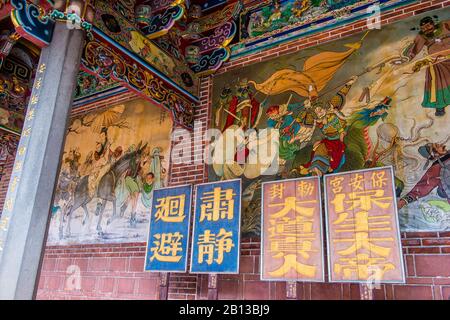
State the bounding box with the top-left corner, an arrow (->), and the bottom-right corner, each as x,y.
7,0 -> 201,98
231,0 -> 419,59
138,0 -> 187,39
0,0 -> 54,18
92,0 -> 199,99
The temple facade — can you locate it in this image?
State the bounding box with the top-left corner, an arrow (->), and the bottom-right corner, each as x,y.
0,0 -> 449,300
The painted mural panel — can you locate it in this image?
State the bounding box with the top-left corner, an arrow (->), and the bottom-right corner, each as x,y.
234,0 -> 416,59
47,98 -> 173,245
209,8 -> 450,235
190,179 -> 242,274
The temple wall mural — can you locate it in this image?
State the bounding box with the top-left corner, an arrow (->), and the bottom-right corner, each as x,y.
209,8 -> 450,236
47,98 -> 173,245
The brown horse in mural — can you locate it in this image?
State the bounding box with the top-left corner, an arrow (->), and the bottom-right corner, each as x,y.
63,143 -> 147,238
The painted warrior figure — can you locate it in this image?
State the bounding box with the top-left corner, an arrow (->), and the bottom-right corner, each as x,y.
215,85 -> 233,128
398,143 -> 450,209
212,79 -> 272,180
217,78 -> 261,132
405,16 -> 450,116
297,76 -> 357,176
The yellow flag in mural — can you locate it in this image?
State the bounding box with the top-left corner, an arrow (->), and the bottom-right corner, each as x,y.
249,41 -> 363,97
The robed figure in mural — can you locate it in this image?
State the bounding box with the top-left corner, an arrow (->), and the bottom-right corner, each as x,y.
399,142 -> 450,208
49,100 -> 172,244
406,16 -> 450,116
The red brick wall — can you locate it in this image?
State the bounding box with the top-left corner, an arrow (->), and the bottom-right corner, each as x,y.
35,233 -> 450,300
1,0 -> 447,300
36,243 -> 160,300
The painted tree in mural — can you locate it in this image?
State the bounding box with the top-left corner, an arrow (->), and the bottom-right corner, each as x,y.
211,10 -> 450,236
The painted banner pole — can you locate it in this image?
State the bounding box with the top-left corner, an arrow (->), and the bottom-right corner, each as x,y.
159,272 -> 170,300
207,273 -> 218,300
359,283 -> 374,300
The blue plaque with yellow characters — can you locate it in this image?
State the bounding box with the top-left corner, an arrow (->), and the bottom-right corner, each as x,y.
190,179 -> 242,274
144,184 -> 192,272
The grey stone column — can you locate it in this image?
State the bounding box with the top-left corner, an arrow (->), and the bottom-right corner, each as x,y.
0,23 -> 85,300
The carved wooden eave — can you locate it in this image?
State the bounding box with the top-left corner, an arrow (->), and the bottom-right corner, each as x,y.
186,20 -> 236,75
3,0 -> 198,130
185,0 -> 242,35
0,0 -> 54,20
9,0 -> 55,47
